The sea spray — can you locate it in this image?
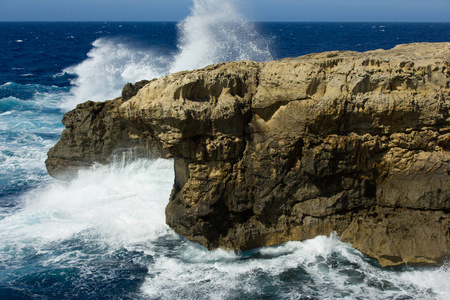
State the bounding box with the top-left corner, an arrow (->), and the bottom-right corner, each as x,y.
0,159 -> 176,298
0,159 -> 175,262
169,0 -> 272,73
60,38 -> 170,111
60,0 -> 272,110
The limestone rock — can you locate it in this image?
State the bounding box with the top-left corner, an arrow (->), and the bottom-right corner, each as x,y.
45,98 -> 165,179
122,79 -> 151,101
47,43 -> 450,267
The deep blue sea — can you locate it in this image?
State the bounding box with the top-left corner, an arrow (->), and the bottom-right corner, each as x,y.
1,6 -> 450,299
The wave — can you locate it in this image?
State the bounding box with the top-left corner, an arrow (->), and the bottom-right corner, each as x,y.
59,0 -> 273,110
1,158 -> 448,299
142,233 -> 450,299
0,87 -> 65,199
0,82 -> 67,102
0,159 -> 176,297
0,159 -> 174,249
0,96 -> 35,113
0,159 -> 175,275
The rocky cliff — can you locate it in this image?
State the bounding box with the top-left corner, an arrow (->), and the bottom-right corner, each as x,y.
47,43 -> 450,267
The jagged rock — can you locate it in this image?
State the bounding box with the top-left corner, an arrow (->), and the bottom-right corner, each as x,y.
46,98 -> 166,179
122,79 -> 151,101
46,43 -> 450,267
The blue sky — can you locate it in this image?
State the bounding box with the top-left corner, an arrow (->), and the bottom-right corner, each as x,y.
1,0 -> 449,22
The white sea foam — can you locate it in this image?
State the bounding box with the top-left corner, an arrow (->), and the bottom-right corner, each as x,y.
0,90 -> 65,196
141,233 -> 450,299
59,0 -> 272,110
60,38 -> 170,111
0,159 -> 175,260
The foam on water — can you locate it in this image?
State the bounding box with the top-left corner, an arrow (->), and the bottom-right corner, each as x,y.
0,84 -> 65,201
60,0 -> 272,110
0,159 -> 174,253
0,159 -> 176,297
0,159 -> 174,280
140,233 -> 450,299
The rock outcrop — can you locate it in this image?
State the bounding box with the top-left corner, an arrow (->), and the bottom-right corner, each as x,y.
46,43 -> 450,267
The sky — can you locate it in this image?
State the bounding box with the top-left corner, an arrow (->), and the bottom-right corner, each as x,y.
0,0 -> 449,22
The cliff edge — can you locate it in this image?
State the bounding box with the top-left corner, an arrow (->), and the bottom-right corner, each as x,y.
47,43 -> 450,267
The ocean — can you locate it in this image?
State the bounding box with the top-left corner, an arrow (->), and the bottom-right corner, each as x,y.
1,2 -> 450,299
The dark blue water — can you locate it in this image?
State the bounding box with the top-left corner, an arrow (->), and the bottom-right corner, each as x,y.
2,22 -> 449,87
1,17 -> 449,300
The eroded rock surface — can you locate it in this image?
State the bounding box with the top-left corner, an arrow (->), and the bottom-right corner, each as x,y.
46,43 -> 450,266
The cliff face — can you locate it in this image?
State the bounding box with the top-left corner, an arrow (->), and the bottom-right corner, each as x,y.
46,43 -> 450,267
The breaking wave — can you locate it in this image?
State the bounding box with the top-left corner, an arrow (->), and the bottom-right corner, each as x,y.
2,159 -> 448,299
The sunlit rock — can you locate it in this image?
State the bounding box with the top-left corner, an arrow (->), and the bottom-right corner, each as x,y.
47,43 -> 450,267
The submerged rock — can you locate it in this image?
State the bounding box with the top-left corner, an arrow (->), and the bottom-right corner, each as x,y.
47,43 -> 450,267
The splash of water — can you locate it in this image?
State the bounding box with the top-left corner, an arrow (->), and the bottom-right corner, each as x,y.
169,0 -> 272,73
60,0 -> 272,110
0,159 -> 176,297
141,233 -> 450,299
60,38 -> 170,111
3,163 -> 448,300
0,159 -> 175,257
